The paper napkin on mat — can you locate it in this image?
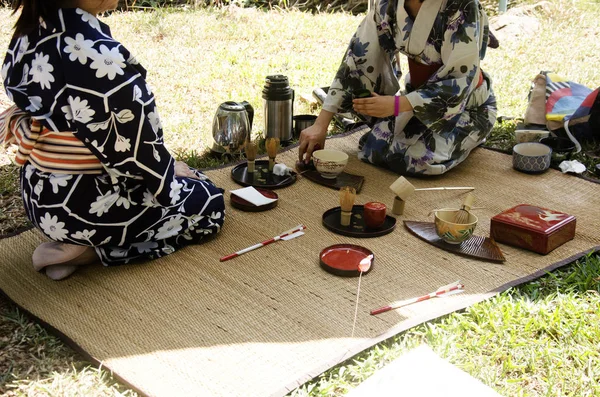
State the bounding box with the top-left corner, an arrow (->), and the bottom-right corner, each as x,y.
230,186 -> 277,206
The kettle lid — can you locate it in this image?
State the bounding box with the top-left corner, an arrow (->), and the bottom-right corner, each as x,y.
219,101 -> 246,112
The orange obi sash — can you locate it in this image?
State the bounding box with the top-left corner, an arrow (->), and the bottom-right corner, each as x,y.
0,105 -> 104,174
408,58 -> 484,89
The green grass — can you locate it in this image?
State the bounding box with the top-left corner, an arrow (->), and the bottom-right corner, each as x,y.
1,0 -> 600,395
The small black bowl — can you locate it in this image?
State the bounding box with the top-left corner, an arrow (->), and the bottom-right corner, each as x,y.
540,137 -> 576,161
540,137 -> 575,153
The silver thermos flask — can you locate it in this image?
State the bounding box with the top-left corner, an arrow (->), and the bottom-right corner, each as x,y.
262,75 -> 294,143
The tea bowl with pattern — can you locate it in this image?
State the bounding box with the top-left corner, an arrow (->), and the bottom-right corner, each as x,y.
312,149 -> 348,179
512,142 -> 552,174
433,209 -> 478,245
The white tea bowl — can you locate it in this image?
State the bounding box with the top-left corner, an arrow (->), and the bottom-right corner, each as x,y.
312,149 -> 349,179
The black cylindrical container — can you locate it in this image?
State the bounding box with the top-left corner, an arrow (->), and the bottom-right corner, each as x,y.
262,75 -> 294,142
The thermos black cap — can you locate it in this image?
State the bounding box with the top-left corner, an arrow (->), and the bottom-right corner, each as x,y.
262,75 -> 293,100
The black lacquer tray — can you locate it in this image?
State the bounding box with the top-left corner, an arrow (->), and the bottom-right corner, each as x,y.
322,205 -> 396,238
231,160 -> 297,189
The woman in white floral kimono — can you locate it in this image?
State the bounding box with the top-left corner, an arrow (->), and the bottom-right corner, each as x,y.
299,0 -> 497,175
1,0 -> 225,279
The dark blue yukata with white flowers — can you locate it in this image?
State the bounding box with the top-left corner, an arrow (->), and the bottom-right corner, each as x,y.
2,8 -> 225,266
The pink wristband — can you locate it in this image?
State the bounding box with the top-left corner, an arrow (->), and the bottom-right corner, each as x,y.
394,95 -> 400,117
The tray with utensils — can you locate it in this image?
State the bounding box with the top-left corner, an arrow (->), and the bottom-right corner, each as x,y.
231,160 -> 297,189
296,160 -> 364,193
323,205 -> 396,238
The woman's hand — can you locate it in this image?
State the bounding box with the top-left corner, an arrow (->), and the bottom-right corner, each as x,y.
298,124 -> 327,164
352,93 -> 395,118
174,160 -> 200,179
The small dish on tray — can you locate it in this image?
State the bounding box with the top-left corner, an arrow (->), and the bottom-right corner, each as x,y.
322,205 -> 396,238
319,244 -> 374,277
231,160 -> 297,189
230,188 -> 278,212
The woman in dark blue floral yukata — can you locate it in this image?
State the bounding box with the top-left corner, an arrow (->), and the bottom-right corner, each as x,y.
299,0 -> 497,176
1,0 -> 225,280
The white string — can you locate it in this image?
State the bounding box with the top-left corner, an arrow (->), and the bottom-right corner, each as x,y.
351,271 -> 363,338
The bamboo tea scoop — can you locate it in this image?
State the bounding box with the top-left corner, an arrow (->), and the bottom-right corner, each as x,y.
389,176 -> 475,215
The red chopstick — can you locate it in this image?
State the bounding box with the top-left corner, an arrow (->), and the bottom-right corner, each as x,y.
370,281 -> 464,315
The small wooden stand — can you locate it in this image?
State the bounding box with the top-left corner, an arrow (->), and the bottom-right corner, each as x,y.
391,196 -> 405,215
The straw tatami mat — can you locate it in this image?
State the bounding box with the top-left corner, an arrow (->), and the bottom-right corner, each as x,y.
1,131 -> 599,397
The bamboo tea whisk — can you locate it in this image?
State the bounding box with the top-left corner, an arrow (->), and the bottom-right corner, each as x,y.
245,142 -> 258,173
453,193 -> 475,224
339,186 -> 356,226
266,137 -> 280,172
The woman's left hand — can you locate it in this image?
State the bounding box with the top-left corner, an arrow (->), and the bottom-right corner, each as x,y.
175,160 -> 200,179
352,93 -> 395,118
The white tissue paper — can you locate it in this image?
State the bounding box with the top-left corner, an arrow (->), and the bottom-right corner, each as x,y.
559,160 -> 586,174
230,186 -> 278,207
273,163 -> 292,176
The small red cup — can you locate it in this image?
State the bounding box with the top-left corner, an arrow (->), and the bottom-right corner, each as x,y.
363,202 -> 387,229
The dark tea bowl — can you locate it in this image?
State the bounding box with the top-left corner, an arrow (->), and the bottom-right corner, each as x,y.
540,137 -> 576,161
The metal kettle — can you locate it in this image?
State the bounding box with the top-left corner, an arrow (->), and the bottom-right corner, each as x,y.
211,101 -> 254,155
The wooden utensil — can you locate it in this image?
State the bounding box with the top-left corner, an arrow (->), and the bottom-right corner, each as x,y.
389,176 -> 474,215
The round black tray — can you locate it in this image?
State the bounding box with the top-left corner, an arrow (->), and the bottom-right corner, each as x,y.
231,160 -> 297,189
322,205 -> 396,238
230,188 -> 278,212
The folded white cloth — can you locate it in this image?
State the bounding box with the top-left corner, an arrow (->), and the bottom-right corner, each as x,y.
230,186 -> 277,206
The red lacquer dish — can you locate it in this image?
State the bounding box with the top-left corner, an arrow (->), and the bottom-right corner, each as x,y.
319,244 -> 374,277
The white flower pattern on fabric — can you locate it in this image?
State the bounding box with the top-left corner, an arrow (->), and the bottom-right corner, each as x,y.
89,45 -> 126,80
156,216 -> 185,239
29,52 -> 54,89
62,96 -> 95,123
1,63 -> 9,82
49,174 -> 73,193
76,8 -> 102,33
39,213 -> 69,241
15,36 -> 29,64
114,135 -> 131,152
142,190 -> 159,207
147,108 -> 162,134
63,33 -> 96,64
169,179 -> 183,204
71,229 -> 97,240
89,191 -> 119,216
131,241 -> 159,253
25,96 -> 42,112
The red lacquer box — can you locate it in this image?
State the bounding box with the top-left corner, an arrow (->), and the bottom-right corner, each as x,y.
490,204 -> 576,255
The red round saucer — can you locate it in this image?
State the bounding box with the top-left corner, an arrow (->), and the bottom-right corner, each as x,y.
230,188 -> 278,212
319,244 -> 374,277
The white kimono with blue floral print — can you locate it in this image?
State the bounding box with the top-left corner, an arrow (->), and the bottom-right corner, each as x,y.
323,0 -> 497,175
2,8 -> 225,266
